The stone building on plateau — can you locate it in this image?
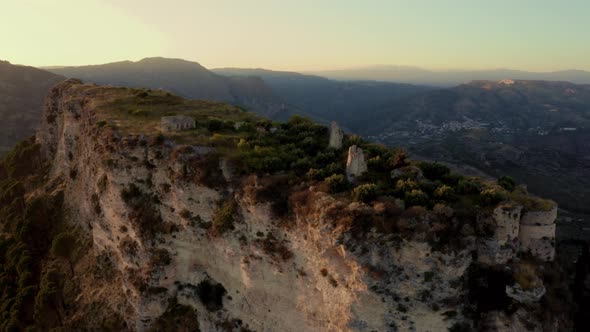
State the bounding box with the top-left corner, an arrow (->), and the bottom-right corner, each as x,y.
161,115 -> 196,132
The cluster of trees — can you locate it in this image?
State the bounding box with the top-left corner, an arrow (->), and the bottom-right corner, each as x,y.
234,116 -> 332,174
225,115 -> 521,217
0,137 -> 76,331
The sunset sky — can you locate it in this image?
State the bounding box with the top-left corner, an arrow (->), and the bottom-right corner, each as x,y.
3,0 -> 589,71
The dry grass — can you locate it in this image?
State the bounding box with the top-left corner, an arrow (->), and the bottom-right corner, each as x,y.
86,86 -> 260,146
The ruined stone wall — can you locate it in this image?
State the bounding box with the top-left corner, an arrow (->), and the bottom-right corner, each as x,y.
329,121 -> 343,149
519,206 -> 557,261
477,204 -> 521,265
346,145 -> 367,181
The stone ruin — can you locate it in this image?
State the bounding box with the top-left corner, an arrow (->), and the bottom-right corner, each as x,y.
477,203 -> 557,264
161,115 -> 196,132
328,121 -> 343,149
346,145 -> 367,182
519,206 -> 557,261
477,204 -> 522,265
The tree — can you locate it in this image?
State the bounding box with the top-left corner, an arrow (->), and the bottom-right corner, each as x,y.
497,176 -> 516,192
51,233 -> 76,274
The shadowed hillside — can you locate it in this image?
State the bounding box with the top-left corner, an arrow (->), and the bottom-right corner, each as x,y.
213,67 -> 432,131
366,80 -> 590,222
0,60 -> 64,153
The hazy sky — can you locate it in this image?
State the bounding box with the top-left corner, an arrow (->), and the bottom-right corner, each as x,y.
3,0 -> 589,71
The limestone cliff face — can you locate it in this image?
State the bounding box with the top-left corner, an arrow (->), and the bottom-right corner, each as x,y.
34,80 -> 565,331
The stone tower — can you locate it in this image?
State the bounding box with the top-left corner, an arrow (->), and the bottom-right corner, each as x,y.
346,145 -> 367,181
329,121 -> 343,149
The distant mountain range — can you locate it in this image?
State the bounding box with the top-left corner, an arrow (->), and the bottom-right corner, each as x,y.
47,57 -> 291,120
307,65 -> 590,86
0,60 -> 64,153
212,68 -> 431,131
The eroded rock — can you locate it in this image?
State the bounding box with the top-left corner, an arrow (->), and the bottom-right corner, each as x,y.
346,145 -> 367,182
328,121 -> 343,149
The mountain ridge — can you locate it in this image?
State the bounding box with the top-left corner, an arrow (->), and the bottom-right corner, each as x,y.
47,57 -> 292,120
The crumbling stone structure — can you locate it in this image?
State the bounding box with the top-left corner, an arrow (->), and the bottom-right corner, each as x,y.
161,115 -> 195,132
346,145 -> 367,181
477,203 -> 557,264
519,206 -> 557,261
328,121 -> 343,149
477,204 -> 522,265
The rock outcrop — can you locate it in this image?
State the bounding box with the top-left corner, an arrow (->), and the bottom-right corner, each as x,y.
519,205 -> 557,261
476,202 -> 557,264
27,80 -> 567,331
328,121 -> 343,149
477,204 -> 521,265
346,145 -> 367,182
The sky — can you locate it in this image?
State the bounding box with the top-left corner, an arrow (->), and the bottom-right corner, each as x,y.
2,0 -> 590,71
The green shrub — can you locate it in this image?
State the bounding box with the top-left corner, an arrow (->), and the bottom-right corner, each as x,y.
418,162 -> 450,181
456,177 -> 482,195
405,189 -> 429,207
480,188 -> 506,206
497,176 -> 516,192
288,115 -> 314,126
212,199 -> 236,234
352,183 -> 378,202
324,174 -> 347,193
120,183 -> 163,238
307,168 -> 324,181
395,179 -> 419,192
434,185 -> 456,201
149,297 -> 200,332
206,119 -> 223,132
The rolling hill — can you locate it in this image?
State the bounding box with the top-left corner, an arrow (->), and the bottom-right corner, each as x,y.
0,60 -> 64,153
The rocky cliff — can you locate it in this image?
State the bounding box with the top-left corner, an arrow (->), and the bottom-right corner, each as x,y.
2,79 -> 571,331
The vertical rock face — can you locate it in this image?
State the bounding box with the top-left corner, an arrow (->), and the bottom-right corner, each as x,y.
476,203 -> 558,263
519,206 -> 557,261
328,121 -> 343,149
477,204 -> 521,265
346,145 -> 367,182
